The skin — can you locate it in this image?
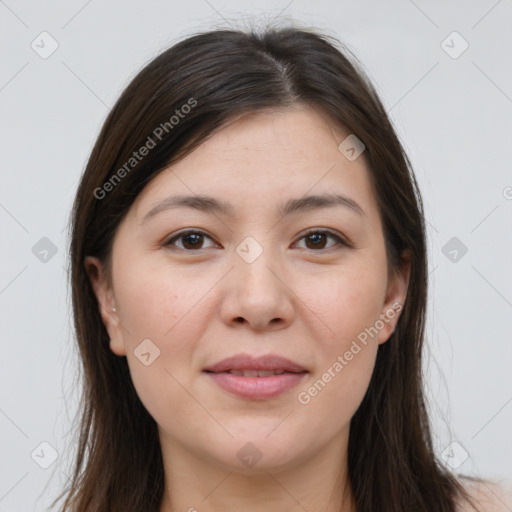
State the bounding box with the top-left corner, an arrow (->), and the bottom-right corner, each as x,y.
85,104 -> 411,512
458,480 -> 512,512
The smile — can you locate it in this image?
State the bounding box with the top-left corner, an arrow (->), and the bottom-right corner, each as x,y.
204,371 -> 308,400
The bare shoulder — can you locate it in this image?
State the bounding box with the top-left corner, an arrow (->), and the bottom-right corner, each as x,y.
456,477 -> 512,512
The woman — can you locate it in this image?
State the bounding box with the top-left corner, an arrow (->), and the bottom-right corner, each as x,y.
53,26 -> 508,511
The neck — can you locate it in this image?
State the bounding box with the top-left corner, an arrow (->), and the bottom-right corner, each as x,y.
158,428 -> 356,512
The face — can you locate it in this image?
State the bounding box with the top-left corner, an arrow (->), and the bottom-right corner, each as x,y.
86,105 -> 409,474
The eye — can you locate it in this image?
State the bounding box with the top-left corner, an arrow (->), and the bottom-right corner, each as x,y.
294,229 -> 349,251
164,228 -> 349,252
164,230 -> 219,251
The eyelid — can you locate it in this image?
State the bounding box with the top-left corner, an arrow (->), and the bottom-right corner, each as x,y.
164,228 -> 351,251
164,229 -> 220,250
295,228 -> 351,249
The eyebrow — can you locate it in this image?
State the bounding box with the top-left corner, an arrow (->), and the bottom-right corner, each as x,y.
141,192 -> 365,224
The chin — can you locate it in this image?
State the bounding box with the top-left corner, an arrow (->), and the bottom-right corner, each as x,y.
201,431 -> 314,475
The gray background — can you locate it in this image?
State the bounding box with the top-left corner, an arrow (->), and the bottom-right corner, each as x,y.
1,1 -> 511,510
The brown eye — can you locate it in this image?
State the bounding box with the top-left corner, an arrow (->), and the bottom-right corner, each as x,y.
165,229 -> 348,253
165,230 -> 218,251
295,230 -> 348,251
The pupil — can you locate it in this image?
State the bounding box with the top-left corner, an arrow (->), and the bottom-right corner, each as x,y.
184,234 -> 202,249
307,233 -> 325,249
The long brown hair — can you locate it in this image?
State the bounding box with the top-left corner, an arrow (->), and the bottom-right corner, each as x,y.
54,25 -> 484,511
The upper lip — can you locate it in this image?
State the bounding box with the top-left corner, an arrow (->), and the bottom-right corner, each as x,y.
203,354 -> 307,373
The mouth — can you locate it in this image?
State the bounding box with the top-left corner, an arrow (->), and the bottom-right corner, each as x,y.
203,353 -> 307,373
204,371 -> 308,400
208,369 -> 292,377
203,354 -> 308,400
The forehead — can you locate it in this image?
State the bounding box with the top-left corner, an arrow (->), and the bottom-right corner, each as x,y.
130,105 -> 378,222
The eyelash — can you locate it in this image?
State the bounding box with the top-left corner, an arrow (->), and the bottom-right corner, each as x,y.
164,229 -> 350,253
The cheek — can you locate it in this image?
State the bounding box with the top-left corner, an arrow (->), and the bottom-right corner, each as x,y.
114,257 -> 217,342
112,256 -> 227,399
117,264 -> 211,432
296,278 -> 381,436
293,257 -> 386,414
298,256 -> 388,346
293,313 -> 378,454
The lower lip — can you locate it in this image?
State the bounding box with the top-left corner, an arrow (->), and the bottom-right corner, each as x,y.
205,371 -> 308,400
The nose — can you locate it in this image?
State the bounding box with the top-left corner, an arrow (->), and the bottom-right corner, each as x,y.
218,245 -> 295,332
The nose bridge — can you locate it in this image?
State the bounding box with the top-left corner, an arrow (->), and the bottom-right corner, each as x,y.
219,233 -> 294,330
234,234 -> 282,292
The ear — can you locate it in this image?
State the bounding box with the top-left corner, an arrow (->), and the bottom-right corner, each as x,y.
84,256 -> 126,356
377,250 -> 411,345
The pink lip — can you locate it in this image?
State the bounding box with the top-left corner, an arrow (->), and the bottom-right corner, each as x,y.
206,372 -> 307,400
203,353 -> 308,400
203,353 -> 307,373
